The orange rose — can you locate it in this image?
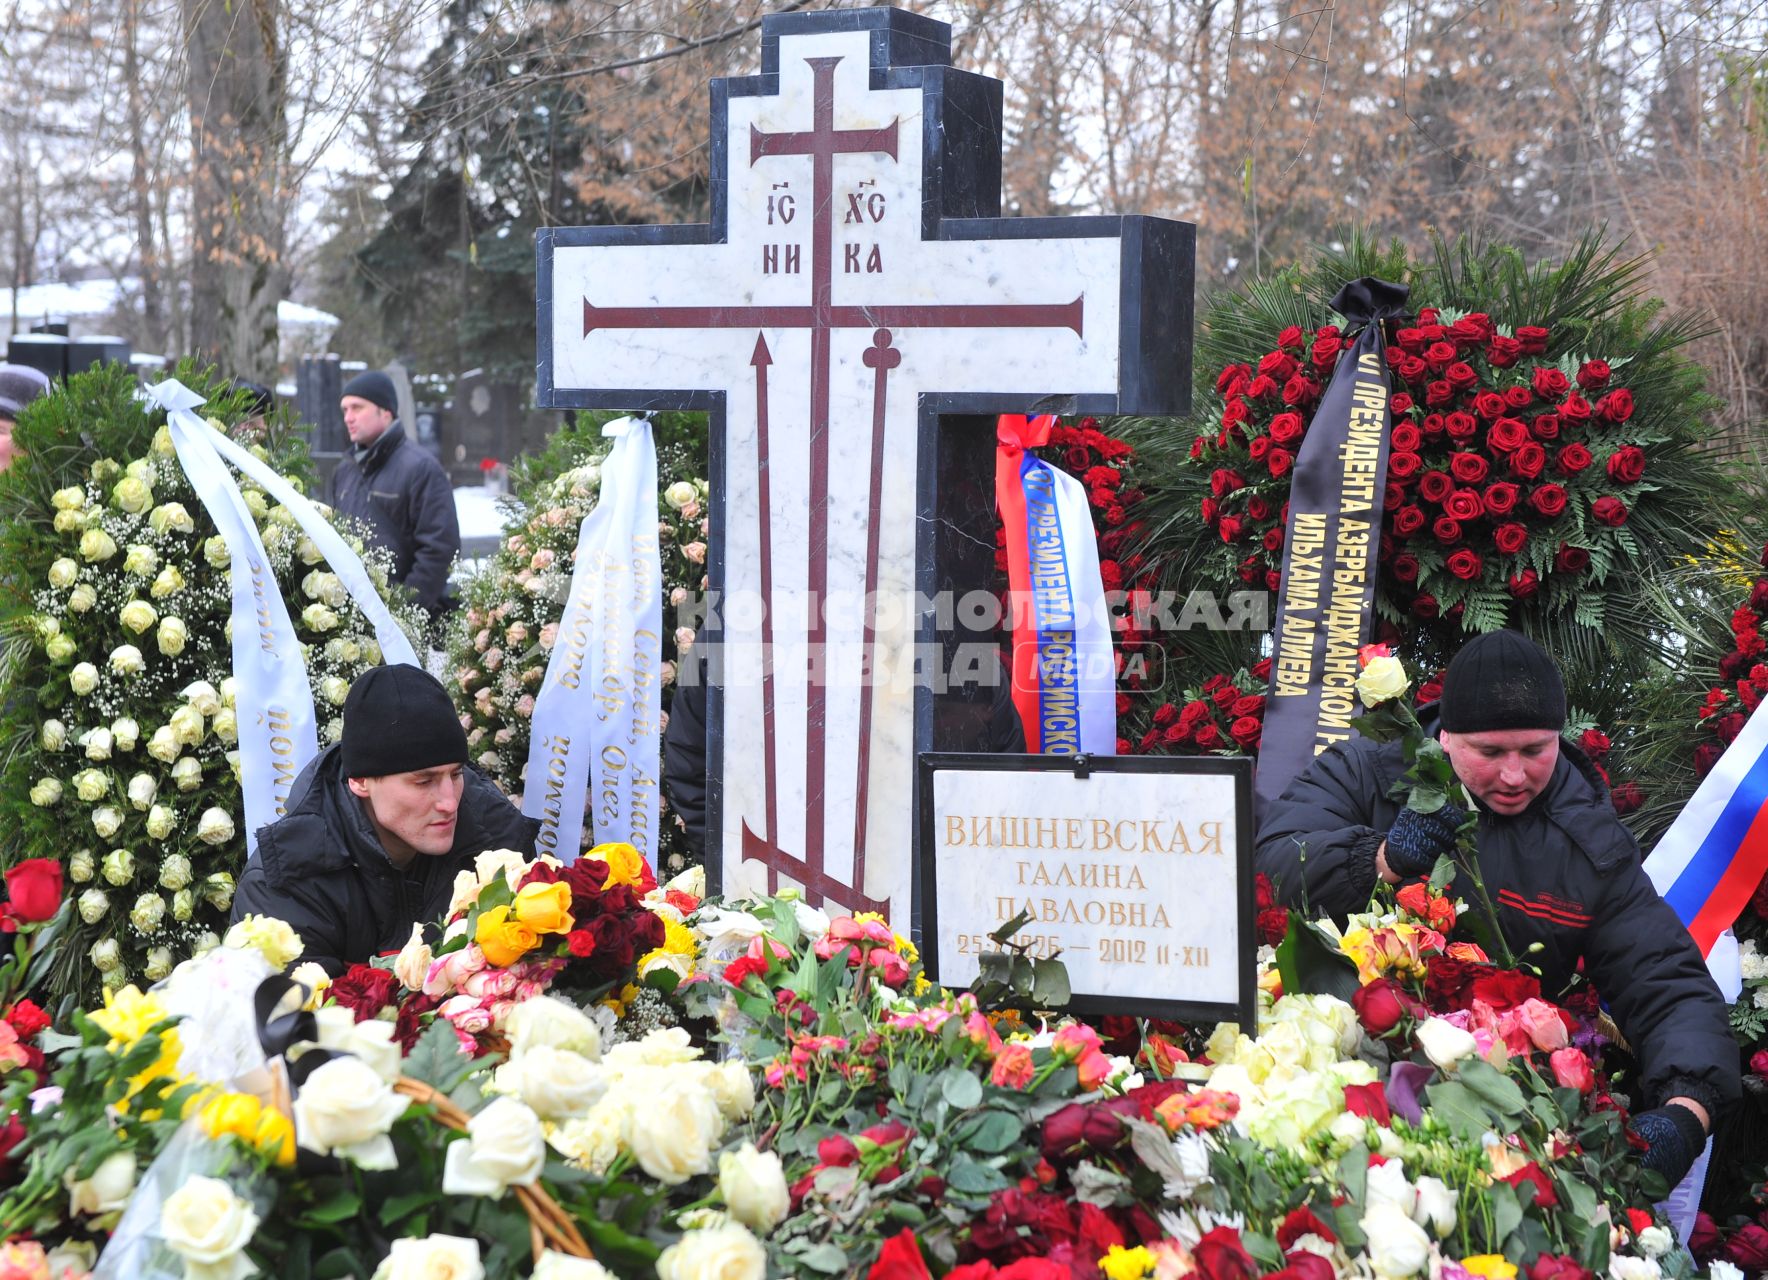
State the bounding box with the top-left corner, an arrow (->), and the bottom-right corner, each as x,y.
475,904 -> 539,967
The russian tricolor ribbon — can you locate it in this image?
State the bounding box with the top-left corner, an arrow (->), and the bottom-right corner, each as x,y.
995,415 -> 1115,756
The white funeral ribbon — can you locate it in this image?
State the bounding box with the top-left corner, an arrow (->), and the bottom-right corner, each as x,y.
1022,457 -> 1117,755
149,380 -> 319,853
521,417 -> 663,866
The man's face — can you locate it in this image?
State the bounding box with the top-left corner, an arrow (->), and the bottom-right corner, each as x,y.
348,765 -> 465,865
341,395 -> 394,447
0,415 -> 18,471
1438,728 -> 1560,815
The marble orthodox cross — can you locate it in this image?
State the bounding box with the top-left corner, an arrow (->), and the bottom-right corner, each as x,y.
537,8 -> 1191,926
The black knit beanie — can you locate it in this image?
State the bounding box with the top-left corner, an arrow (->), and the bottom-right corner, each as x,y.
341,369 -> 398,414
1438,630 -> 1566,734
340,665 -> 469,778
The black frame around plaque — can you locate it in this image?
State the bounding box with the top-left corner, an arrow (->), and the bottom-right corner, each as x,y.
532,7 -> 1194,897
915,751 -> 1258,1031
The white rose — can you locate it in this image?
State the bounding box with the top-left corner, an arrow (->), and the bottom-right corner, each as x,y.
122,543 -> 159,576
203,872 -> 236,914
205,535 -> 231,567
49,557 -> 78,588
89,937 -> 123,972
158,617 -> 189,656
1411,1175 -> 1457,1238
370,1235 -> 484,1280
112,475 -> 153,513
72,768 -> 108,802
1360,1201 -> 1430,1279
70,662 -> 100,695
45,633 -> 76,661
41,719 -> 68,752
158,853 -> 193,891
78,726 -> 111,760
606,1026 -> 699,1069
144,946 -> 175,981
130,892 -> 166,933
109,644 -> 145,676
151,566 -> 187,599
1609,1258 -> 1661,1280
320,675 -> 350,706
392,922 -> 433,990
718,1143 -> 788,1233
172,889 -> 195,922
127,773 -> 158,811
68,583 -> 96,613
149,502 -> 195,535
503,995 -> 603,1060
119,599 -> 158,634
656,1223 -> 767,1280
29,778 -> 63,807
491,1046 -> 607,1121
65,1150 -> 137,1217
68,848 -> 95,882
184,681 -> 222,715
293,1056 -> 409,1168
1414,1018 -> 1478,1071
80,528 -> 118,563
664,480 -> 698,511
197,807 -> 236,845
624,1079 -> 723,1185
51,486 -> 86,511
442,1096 -> 546,1196
146,804 -> 178,839
531,1253 -> 615,1280
301,603 -> 339,632
1356,654 -> 1408,705
172,756 -> 203,792
91,805 -> 123,839
170,705 -> 206,746
306,1005 -> 402,1083
161,1174 -> 260,1280
146,725 -> 181,763
101,849 -> 135,885
112,718 -> 140,751
77,888 -> 110,924
1635,1226 -> 1673,1259
709,1060 -> 756,1122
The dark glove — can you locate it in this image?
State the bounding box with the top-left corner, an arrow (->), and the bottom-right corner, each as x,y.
1630,1104 -> 1706,1187
1384,804 -> 1466,877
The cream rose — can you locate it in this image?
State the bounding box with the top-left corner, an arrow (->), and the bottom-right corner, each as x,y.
112,475 -> 153,513
123,543 -> 159,575
370,1235 -> 484,1280
130,892 -> 166,933
77,888 -> 109,924
119,599 -> 158,634
197,807 -> 236,845
1360,1201 -> 1430,1278
150,502 -> 195,535
224,914 -> 303,967
158,617 -> 189,656
68,583 -> 96,613
128,773 -> 159,811
89,937 -> 123,972
293,1056 -> 408,1168
151,565 -> 187,599
101,848 -> 135,885
65,1150 -> 137,1217
170,704 -> 206,745
44,633 -> 76,661
718,1143 -> 789,1233
708,1060 -> 757,1122
51,485 -> 86,511
656,1223 -> 767,1280
109,644 -> 145,676
146,804 -> 178,839
393,922 -> 433,991
664,480 -> 698,511
91,805 -> 123,838
204,535 -> 231,567
441,1096 -> 546,1196
531,1253 -> 615,1280
41,719 -> 68,752
79,528 -> 118,562
624,1079 -> 723,1184
1356,653 -> 1409,705
492,1045 -> 607,1121
172,756 -> 203,791
81,726 -> 111,759
1414,1018 -> 1478,1071
161,1174 -> 260,1280
48,557 -> 78,588
67,848 -> 95,882
305,1005 -> 401,1083
70,662 -> 100,695
72,768 -> 109,802
29,778 -> 63,807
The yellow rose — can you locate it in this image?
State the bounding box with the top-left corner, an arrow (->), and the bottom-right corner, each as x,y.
1461,1258 -> 1516,1280
475,904 -> 540,967
199,1090 -> 293,1163
589,842 -> 648,888
512,880 -> 575,935
224,914 -> 304,968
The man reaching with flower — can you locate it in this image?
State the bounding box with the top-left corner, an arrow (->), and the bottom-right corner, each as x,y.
230,664 -> 536,975
1257,630 -> 1739,1188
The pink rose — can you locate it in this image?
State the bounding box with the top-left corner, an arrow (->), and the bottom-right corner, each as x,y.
530,549 -> 555,572
424,943 -> 488,997
439,994 -> 493,1035
539,624 -> 558,651
483,648 -> 503,672
474,628 -> 491,653
506,622 -> 528,647
516,695 -> 536,718
1549,1047 -> 1594,1092
506,536 -> 527,555
1511,998 -> 1569,1052
682,541 -> 708,564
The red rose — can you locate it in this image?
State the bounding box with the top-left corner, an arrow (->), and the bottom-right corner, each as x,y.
1392,553 -> 1420,583
1215,364 -> 1251,393
2,858 -> 62,924
1248,437 -> 1271,462
1229,716 -> 1262,748
1217,516 -> 1244,543
1556,543 -> 1590,573
1484,481 -> 1520,515
1555,442 -> 1592,475
1387,451 -> 1422,479
1152,703 -> 1178,727
1352,978 -> 1417,1036
1213,685 -> 1239,710
1268,411 -> 1304,445
1257,350 -> 1300,382
1443,411 -> 1477,439
1445,548 -> 1483,580
866,1229 -> 932,1280
1283,376 -> 1320,407
1277,1207 -> 1339,1251
1246,375 -> 1278,400
1065,445 -> 1092,470
1448,452 -> 1488,484
1263,526 -> 1284,553
1509,568 -> 1540,598
1606,446 -> 1646,484
1277,324 -> 1304,350
1449,313 -> 1494,344
1443,489 -> 1484,521
1487,334 -> 1523,367
1719,1226 -> 1768,1273
1193,723 -> 1222,750
1577,359 -> 1612,389
1473,391 -> 1507,420
1193,1226 -> 1259,1280
1500,1162 -> 1560,1209
6,999 -> 50,1040
1486,417 -> 1529,451
1425,380 -> 1456,408
0,1112 -> 27,1180
1040,1100 -> 1131,1158
1399,355 -> 1428,381
1343,1081 -> 1393,1126
1390,392 -> 1415,415
1392,505 -> 1426,536
1423,340 -> 1457,368
1246,495 -> 1271,521
1530,484 -> 1568,517
1531,366 -> 1570,401
1396,326 -> 1426,353
1311,335 -> 1342,370
1268,448 -> 1294,478
820,1134 -> 861,1167
1559,392 -> 1592,424
1432,516 -> 1463,544
1391,422 -> 1422,452
1494,522 -> 1528,554
565,928 -> 596,958
1412,594 -> 1439,618
1530,1255 -> 1594,1280
1232,693 -> 1265,717
1503,384 -> 1534,410
1592,496 -> 1629,526
1510,442 -> 1547,479
1419,471 -> 1453,504
330,964 -> 400,1021
1444,361 -> 1478,390
1469,968 -> 1541,1010
1515,325 -> 1550,353
1596,388 -> 1635,423
1200,497 -> 1219,525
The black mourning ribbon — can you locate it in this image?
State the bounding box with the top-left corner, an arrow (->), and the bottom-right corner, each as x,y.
253,973 -> 344,1087
1331,276 -> 1412,328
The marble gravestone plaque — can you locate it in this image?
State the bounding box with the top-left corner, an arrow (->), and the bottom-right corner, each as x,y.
535,8 -> 1193,927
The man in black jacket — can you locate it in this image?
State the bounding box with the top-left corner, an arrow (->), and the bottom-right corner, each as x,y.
230,664 -> 536,975
1257,629 -> 1739,1189
328,370 -> 460,619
